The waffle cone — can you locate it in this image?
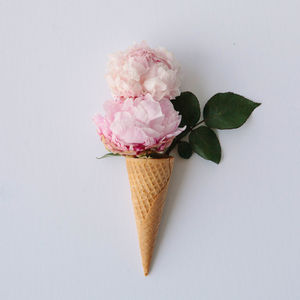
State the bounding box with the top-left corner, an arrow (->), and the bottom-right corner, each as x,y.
126,156 -> 174,276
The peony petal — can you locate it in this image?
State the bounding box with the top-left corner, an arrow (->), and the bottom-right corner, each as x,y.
94,94 -> 183,155
106,42 -> 181,101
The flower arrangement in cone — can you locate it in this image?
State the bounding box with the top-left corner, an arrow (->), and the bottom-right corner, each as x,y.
94,42 -> 260,275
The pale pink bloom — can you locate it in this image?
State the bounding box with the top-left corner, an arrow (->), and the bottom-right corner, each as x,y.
106,41 -> 181,101
94,94 -> 184,156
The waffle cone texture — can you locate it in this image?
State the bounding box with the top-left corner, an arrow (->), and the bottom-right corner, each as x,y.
126,156 -> 174,276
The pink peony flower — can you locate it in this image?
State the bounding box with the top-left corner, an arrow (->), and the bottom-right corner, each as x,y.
94,94 -> 184,156
106,41 -> 181,101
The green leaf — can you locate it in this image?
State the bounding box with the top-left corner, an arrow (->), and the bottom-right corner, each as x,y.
96,153 -> 120,159
171,91 -> 200,127
203,92 -> 261,129
189,126 -> 221,164
177,141 -> 193,159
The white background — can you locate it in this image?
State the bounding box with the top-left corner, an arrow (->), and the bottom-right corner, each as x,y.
1,0 -> 300,299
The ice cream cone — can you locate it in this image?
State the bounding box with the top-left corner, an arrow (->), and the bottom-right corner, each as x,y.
126,156 -> 174,276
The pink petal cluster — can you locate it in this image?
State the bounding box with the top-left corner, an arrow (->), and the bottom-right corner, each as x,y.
94,94 -> 183,156
106,42 -> 181,101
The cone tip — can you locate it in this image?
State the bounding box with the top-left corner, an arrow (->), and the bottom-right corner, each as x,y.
143,266 -> 149,276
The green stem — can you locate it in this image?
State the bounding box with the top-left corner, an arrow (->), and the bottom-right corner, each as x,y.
194,119 -> 205,127
165,119 -> 205,155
